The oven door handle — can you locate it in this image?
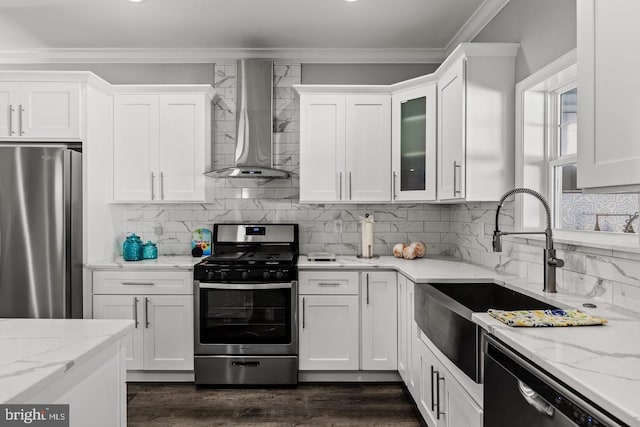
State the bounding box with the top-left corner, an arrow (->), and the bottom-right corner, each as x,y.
198,282 -> 294,290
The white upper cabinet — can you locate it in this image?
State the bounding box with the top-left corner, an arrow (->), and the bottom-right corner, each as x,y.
299,94 -> 346,202
0,81 -> 81,140
392,84 -> 437,202
112,89 -> 213,203
113,95 -> 158,202
436,45 -> 517,202
298,90 -> 391,203
296,43 -> 517,204
158,95 -> 207,201
577,0 -> 640,191
437,57 -> 466,201
345,95 -> 391,202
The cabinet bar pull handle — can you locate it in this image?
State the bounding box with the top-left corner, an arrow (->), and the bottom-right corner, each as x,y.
133,297 -> 139,328
436,372 -> 445,419
349,172 -> 352,200
160,172 -> 165,200
393,172 -> 398,200
302,297 -> 305,329
144,297 -> 150,328
150,172 -> 155,200
339,172 -> 343,200
8,105 -> 14,135
318,282 -> 340,286
453,161 -> 461,196
366,273 -> 370,305
430,365 -> 436,411
18,105 -> 24,135
122,282 -> 155,286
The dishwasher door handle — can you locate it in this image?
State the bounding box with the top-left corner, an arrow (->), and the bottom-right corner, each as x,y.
518,381 -> 554,417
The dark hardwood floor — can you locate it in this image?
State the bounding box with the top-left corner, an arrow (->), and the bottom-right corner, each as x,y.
127,383 -> 422,427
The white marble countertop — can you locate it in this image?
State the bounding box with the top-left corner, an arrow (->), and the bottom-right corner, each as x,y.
0,319 -> 134,403
85,255 -> 204,270
300,254 -> 640,426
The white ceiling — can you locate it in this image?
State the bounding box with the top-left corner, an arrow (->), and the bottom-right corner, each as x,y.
0,0 -> 508,62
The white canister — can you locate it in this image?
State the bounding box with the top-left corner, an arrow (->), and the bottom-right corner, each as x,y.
360,214 -> 375,258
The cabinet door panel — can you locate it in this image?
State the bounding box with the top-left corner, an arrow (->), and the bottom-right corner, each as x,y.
299,295 -> 359,370
0,83 -> 19,137
113,95 -> 158,202
143,295 -> 194,371
300,95 -> 346,202
578,0 -> 640,189
21,82 -> 81,139
418,338 -> 439,427
93,295 -> 144,370
397,274 -> 408,382
408,280 -> 420,399
392,85 -> 437,201
445,376 -> 482,427
158,95 -> 205,201
345,95 -> 391,202
438,58 -> 466,200
361,272 -> 397,370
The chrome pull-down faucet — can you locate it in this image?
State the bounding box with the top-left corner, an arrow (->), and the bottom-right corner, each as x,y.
493,188 -> 564,293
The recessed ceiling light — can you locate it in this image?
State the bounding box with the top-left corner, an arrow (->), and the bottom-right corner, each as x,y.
128,0 -> 145,3
344,0 -> 359,2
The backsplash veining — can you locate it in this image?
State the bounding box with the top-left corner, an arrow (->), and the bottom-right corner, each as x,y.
448,201 -> 640,311
112,61 -> 452,257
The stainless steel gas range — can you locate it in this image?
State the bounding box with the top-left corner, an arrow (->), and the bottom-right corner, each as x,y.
193,223 -> 299,386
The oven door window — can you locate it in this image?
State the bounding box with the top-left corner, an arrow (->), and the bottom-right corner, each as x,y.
200,287 -> 291,344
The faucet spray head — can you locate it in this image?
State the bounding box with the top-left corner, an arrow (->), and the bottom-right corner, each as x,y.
492,231 -> 503,252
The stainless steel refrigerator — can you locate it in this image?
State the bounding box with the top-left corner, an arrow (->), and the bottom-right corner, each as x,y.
0,145 -> 83,318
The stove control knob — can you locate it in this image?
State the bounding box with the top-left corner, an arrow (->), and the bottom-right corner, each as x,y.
207,271 -> 216,281
263,271 -> 271,280
275,271 -> 284,280
219,271 -> 227,281
241,271 -> 249,280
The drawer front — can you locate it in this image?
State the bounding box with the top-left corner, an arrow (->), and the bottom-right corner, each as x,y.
299,271 -> 359,295
93,271 -> 193,295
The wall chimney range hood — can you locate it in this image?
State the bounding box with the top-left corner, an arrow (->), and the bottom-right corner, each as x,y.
205,59 -> 289,179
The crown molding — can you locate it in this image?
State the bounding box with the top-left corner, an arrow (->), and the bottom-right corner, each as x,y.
445,0 -> 511,54
0,47 -> 447,64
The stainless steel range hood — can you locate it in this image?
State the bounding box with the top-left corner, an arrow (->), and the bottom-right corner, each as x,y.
205,59 -> 289,179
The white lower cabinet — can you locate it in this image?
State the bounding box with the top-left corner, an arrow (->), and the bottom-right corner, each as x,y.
92,294 -> 144,370
93,292 -> 193,372
444,373 -> 483,427
298,270 -> 397,372
398,275 -> 482,427
92,270 -> 194,376
361,271 -> 397,370
415,335 -> 482,427
299,294 -> 359,370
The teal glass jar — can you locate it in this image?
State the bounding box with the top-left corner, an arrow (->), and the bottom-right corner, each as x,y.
142,241 -> 158,260
123,234 -> 143,261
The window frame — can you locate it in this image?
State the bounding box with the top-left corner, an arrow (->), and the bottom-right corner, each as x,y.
514,49 -> 640,252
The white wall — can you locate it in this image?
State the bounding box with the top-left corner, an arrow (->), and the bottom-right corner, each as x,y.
472,0 -> 577,82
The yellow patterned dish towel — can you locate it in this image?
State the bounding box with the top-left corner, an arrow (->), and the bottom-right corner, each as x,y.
488,309 -> 608,327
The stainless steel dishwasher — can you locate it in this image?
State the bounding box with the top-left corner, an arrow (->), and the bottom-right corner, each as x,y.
484,335 -> 625,427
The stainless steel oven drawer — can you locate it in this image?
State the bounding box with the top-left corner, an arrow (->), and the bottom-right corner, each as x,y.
195,355 -> 298,385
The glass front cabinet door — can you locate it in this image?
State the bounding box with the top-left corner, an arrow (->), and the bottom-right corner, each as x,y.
391,83 -> 437,202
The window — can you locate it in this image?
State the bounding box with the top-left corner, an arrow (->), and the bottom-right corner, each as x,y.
516,50 -> 640,246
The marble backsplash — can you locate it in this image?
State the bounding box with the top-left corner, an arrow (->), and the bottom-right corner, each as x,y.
112,61 -> 452,258
448,202 -> 640,312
